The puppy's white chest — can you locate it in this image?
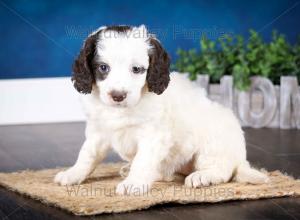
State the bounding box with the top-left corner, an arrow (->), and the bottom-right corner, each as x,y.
110,129 -> 138,161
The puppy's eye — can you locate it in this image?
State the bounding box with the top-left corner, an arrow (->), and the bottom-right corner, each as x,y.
99,64 -> 110,73
132,66 -> 145,74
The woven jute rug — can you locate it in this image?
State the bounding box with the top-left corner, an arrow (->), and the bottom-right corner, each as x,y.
0,163 -> 299,216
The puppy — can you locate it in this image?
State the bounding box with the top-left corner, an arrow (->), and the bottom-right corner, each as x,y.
55,25 -> 268,195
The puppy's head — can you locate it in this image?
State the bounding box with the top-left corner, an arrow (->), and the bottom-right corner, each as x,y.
72,25 -> 170,107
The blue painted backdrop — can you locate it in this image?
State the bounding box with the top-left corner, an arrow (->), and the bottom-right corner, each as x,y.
0,0 -> 300,79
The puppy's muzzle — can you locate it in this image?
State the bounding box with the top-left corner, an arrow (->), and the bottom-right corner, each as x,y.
110,90 -> 127,102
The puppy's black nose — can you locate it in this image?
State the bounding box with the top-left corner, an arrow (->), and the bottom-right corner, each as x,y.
110,90 -> 127,102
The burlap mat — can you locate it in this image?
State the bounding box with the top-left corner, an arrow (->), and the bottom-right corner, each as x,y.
0,163 -> 299,216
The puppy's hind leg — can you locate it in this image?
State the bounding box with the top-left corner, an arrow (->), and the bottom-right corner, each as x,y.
185,155 -> 235,188
234,161 -> 269,184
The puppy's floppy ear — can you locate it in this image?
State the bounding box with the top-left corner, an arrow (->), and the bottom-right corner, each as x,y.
72,32 -> 99,94
147,38 -> 171,95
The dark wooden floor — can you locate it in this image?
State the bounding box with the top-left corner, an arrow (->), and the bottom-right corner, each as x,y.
0,122 -> 299,220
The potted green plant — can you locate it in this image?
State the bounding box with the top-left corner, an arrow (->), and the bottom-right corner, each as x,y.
173,30 -> 300,129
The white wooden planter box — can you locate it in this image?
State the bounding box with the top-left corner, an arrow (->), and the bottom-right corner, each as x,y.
189,74 -> 300,129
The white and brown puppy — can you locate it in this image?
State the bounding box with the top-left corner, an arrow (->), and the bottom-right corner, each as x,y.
54,25 -> 268,195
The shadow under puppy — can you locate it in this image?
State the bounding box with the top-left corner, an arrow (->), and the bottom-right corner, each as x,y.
55,25 -> 269,195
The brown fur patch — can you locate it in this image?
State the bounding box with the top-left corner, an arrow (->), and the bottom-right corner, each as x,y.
72,31 -> 99,94
105,25 -> 132,33
146,38 -> 171,95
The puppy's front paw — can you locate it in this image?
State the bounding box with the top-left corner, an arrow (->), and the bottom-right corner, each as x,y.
185,170 -> 225,188
116,178 -> 151,196
54,168 -> 86,186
